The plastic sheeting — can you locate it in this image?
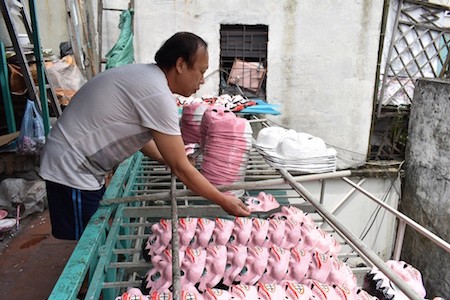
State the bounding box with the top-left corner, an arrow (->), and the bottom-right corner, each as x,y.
105,9 -> 134,69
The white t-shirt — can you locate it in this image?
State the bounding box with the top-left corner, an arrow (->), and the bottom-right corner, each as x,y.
39,64 -> 181,190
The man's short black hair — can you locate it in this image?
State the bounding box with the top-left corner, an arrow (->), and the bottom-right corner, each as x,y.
155,32 -> 208,69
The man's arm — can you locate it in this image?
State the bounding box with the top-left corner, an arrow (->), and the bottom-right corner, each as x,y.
150,129 -> 250,217
141,140 -> 165,164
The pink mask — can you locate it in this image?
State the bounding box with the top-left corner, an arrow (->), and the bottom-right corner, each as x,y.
145,219 -> 172,257
263,218 -> 286,247
197,245 -> 227,292
247,218 -> 270,247
281,218 -> 302,249
281,280 -> 313,300
191,218 -> 215,248
229,217 -> 252,246
178,218 -> 198,248
180,247 -> 207,287
259,245 -> 291,283
235,246 -> 269,285
307,251 -> 334,283
285,247 -> 311,282
244,192 -> 280,213
203,288 -> 232,300
222,245 -> 248,286
116,287 -> 149,300
211,218 -> 235,245
229,284 -> 259,299
257,283 -> 286,300
144,249 -> 184,294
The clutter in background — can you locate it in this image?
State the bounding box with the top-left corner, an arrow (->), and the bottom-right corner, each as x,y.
17,100 -> 45,155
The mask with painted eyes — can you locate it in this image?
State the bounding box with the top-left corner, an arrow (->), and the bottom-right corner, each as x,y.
284,247 -> 311,283
281,280 -> 313,300
332,284 -> 359,300
235,246 -> 269,285
247,218 -> 270,247
270,205 -> 315,227
203,287 -> 232,300
259,245 -> 291,284
178,217 -> 198,247
180,247 -> 207,287
142,249 -> 184,294
244,192 -> 280,213
229,284 -> 259,300
222,245 -> 248,286
145,219 -> 172,258
197,245 -> 227,292
364,260 -> 426,300
211,218 -> 235,245
190,217 -> 215,248
229,217 -> 252,246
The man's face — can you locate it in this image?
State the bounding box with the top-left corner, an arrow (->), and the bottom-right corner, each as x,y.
178,46 -> 209,97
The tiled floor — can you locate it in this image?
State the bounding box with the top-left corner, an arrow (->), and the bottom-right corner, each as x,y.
0,209 -> 76,299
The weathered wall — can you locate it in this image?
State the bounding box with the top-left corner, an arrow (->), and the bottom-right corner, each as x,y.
401,78 -> 450,298
128,0 -> 385,169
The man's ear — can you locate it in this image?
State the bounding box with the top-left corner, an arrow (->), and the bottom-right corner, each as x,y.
176,57 -> 185,73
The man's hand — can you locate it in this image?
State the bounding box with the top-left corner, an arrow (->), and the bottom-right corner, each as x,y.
220,194 -> 251,217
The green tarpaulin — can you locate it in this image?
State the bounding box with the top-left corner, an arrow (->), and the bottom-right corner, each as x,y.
105,9 -> 134,69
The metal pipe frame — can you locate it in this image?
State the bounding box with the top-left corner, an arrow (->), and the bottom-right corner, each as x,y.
342,177 -> 450,254
279,169 -> 424,300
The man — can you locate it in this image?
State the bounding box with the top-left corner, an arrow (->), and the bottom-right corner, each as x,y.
39,32 -> 250,240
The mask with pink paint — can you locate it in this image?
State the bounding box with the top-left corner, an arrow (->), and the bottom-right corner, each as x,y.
178,218 -> 198,248
355,289 -> 379,300
229,217 -> 252,246
229,284 -> 259,299
244,192 -> 280,213
263,218 -> 286,247
115,287 -> 149,300
203,288 -> 232,300
326,256 -> 356,288
200,105 -> 235,149
307,251 -> 334,283
247,218 -> 270,247
315,227 -> 341,255
385,260 -> 426,298
257,283 -> 286,299
305,279 -> 341,300
333,284 -> 359,300
270,205 -> 314,227
180,247 -> 207,287
222,245 -> 248,286
191,218 -> 215,248
299,222 -> 322,251
211,218 -> 235,245
197,245 -> 227,292
235,246 -> 270,285
280,218 -> 302,249
285,247 -> 311,282
143,249 -> 184,294
259,245 -> 291,284
144,219 -> 172,258
281,280 -> 313,300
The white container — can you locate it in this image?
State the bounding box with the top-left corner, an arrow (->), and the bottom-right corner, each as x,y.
18,33 -> 30,45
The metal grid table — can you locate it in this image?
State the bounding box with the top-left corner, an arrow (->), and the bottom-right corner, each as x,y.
49,148 -> 446,300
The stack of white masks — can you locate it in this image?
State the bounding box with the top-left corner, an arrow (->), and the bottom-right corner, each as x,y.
255,126 -> 337,173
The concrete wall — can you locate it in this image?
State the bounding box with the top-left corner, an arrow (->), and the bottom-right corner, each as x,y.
127,0 -> 385,170
401,78 -> 450,298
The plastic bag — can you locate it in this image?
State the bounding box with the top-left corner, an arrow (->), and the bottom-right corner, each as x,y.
17,100 -> 45,155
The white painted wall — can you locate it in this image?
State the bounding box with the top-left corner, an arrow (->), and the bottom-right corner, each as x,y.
129,0 -> 385,169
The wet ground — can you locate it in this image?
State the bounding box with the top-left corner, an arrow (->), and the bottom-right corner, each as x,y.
0,209 -> 76,299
